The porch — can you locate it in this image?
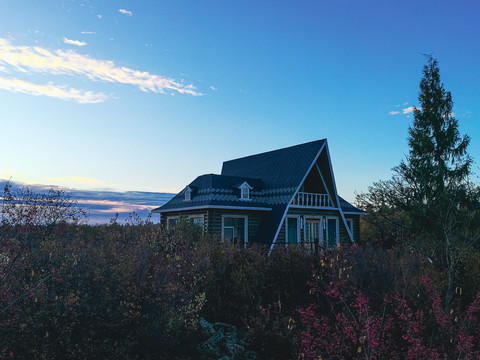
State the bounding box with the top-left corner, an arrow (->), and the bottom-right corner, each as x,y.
290,192 -> 334,208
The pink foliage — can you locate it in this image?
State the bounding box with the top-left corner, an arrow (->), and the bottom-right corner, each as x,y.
296,248 -> 480,360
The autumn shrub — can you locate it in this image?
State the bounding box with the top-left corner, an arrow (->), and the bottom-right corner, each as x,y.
0,220 -> 213,359
295,246 -> 480,360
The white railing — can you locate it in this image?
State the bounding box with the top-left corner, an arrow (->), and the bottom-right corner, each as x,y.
290,192 -> 333,208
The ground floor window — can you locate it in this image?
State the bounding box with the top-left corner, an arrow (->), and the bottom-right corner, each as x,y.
189,215 -> 204,227
286,216 -> 300,244
304,218 -> 321,243
222,216 -> 247,249
326,217 -> 339,246
167,216 -> 179,230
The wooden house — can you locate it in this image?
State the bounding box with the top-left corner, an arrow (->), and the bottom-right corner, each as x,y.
152,139 -> 366,251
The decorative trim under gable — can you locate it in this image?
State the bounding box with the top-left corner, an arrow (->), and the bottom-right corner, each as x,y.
153,205 -> 272,213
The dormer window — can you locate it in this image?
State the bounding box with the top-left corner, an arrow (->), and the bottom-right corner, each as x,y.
238,182 -> 252,201
184,186 -> 192,201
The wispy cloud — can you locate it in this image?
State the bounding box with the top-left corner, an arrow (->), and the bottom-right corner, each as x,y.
45,176 -> 103,184
0,76 -> 107,103
63,37 -> 86,47
389,110 -> 400,115
0,37 -> 202,102
403,106 -> 416,114
81,31 -> 96,35
118,9 -> 133,16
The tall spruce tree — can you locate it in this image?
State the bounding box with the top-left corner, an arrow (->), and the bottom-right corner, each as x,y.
396,56 -> 471,212
394,56 -> 477,308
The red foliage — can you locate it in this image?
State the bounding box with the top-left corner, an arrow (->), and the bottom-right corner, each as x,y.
296,247 -> 480,360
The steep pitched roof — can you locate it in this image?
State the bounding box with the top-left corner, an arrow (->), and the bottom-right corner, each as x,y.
221,139 -> 326,189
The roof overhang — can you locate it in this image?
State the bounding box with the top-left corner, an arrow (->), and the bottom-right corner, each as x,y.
342,210 -> 368,215
152,205 -> 272,213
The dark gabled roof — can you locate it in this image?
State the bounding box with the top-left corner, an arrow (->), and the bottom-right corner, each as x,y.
152,174 -> 274,213
221,139 -> 326,189
189,173 -> 263,190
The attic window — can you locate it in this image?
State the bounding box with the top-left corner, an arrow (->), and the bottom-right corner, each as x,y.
184,186 -> 192,201
239,182 -> 252,201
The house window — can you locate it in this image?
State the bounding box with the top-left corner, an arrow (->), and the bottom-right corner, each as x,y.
167,216 -> 179,230
238,182 -> 252,201
286,216 -> 300,244
304,218 -> 321,243
326,217 -> 339,247
184,187 -> 192,201
189,215 -> 204,227
241,187 -> 249,200
222,216 -> 247,249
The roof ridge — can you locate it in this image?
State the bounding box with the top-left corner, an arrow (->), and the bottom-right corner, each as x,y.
222,139 -> 326,165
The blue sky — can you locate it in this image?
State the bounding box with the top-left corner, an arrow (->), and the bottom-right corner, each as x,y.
1,0 -> 479,221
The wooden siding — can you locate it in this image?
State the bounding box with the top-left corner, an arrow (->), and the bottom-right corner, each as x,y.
160,210 -> 208,230
207,209 -> 268,244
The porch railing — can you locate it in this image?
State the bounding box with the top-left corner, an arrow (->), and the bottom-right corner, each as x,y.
290,192 -> 333,208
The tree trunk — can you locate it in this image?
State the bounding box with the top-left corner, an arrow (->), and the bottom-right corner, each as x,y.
445,243 -> 455,310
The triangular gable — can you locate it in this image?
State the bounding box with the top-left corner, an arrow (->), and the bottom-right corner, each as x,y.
221,140 -> 327,244
269,141 -> 353,251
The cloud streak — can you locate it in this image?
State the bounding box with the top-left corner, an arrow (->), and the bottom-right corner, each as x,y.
118,9 -> 133,16
0,37 -> 202,103
403,106 -> 416,114
63,37 -> 86,47
0,76 -> 107,103
45,176 -> 103,184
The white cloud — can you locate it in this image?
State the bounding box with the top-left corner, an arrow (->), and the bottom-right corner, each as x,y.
210,85 -> 217,91
63,37 -> 87,47
45,176 -> 103,184
81,31 -> 96,35
0,37 -> 202,101
0,76 -> 108,103
118,9 -> 133,16
403,106 -> 416,114
389,111 -> 400,115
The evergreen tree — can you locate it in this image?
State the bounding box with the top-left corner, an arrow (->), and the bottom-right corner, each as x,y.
357,56 -> 480,308
394,56 -> 478,308
395,56 -> 471,218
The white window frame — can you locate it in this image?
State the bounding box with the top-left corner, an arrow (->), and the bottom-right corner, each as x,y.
303,216 -> 323,244
325,216 -> 339,246
285,215 -> 301,245
221,215 -> 248,248
184,186 -> 192,202
166,215 -> 180,230
238,182 -> 253,201
188,214 -> 205,228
